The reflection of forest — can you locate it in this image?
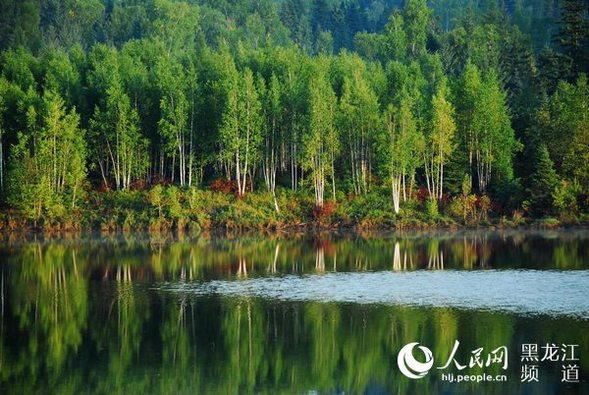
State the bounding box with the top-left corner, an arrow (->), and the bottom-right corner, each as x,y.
0,231 -> 587,287
0,232 -> 588,393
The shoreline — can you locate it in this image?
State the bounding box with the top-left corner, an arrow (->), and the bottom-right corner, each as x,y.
1,188 -> 586,235
0,218 -> 587,236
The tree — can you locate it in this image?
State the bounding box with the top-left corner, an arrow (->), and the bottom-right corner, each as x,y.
338,60 -> 380,196
403,0 -> 431,58
88,45 -> 148,190
90,79 -> 147,191
468,25 -> 501,76
555,0 -> 589,79
315,30 -> 334,55
538,75 -> 589,188
152,0 -> 199,56
524,144 -> 558,216
353,32 -> 384,62
259,73 -> 283,212
280,0 -> 312,50
219,67 -> 262,197
156,55 -> 190,186
41,48 -> 81,109
458,63 -> 519,192
274,46 -> 309,192
185,60 -> 200,187
0,77 -> 8,192
0,0 -> 41,50
383,13 -> 407,62
457,60 -> 482,176
304,59 -> 339,207
424,79 -> 456,201
383,99 -> 424,213
8,91 -> 86,219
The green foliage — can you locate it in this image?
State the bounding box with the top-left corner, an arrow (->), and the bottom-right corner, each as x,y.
0,0 -> 587,228
7,138 -> 53,221
537,76 -> 589,180
447,175 -> 477,225
7,91 -> 86,222
147,184 -> 164,219
164,186 -> 183,219
425,77 -> 456,200
457,62 -> 520,192
425,198 -> 439,219
337,54 -> 381,196
344,189 -> 396,228
553,179 -> 581,219
555,0 -> 589,77
89,49 -> 148,191
524,145 -> 559,216
219,67 -> 263,196
303,58 -> 339,207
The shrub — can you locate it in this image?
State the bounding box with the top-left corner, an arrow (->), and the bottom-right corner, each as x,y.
478,194 -> 491,222
553,180 -> 580,218
425,198 -> 439,219
215,200 -> 272,229
313,200 -> 336,224
344,190 -> 395,228
122,210 -> 136,231
533,217 -> 560,228
147,185 -> 164,218
209,179 -> 237,195
275,189 -> 313,224
164,186 -> 183,219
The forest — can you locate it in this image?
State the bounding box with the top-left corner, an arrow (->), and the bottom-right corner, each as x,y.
0,0 -> 587,231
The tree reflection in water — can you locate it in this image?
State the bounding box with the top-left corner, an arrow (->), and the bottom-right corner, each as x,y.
0,231 -> 587,394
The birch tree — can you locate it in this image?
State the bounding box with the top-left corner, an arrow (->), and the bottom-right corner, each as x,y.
185,61 -> 200,186
275,47 -> 308,192
156,56 -> 189,186
219,67 -> 262,197
0,77 -> 7,192
259,73 -> 282,212
8,91 -> 86,217
304,61 -> 339,207
90,80 -> 147,191
88,46 -> 147,191
338,68 -> 380,196
384,99 -> 424,213
424,79 -> 456,201
458,62 -> 517,192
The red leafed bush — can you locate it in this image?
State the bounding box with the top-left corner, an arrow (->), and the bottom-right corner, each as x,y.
130,178 -> 148,191
312,200 -> 336,222
415,187 -> 429,203
209,179 -> 238,194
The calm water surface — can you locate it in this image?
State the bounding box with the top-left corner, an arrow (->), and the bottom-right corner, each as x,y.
0,230 -> 588,394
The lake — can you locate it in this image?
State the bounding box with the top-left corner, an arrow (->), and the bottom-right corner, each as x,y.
0,230 -> 588,394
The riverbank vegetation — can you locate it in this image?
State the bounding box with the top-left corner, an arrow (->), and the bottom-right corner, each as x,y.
0,0 -> 588,231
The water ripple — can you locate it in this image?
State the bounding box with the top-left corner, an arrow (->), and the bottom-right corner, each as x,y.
156,270 -> 589,319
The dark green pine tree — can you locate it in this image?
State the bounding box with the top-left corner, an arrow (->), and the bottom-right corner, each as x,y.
555,0 -> 589,79
525,144 -> 559,216
280,0 -> 312,50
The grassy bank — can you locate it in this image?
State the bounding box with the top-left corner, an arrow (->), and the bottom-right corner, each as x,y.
1,185 -> 587,233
